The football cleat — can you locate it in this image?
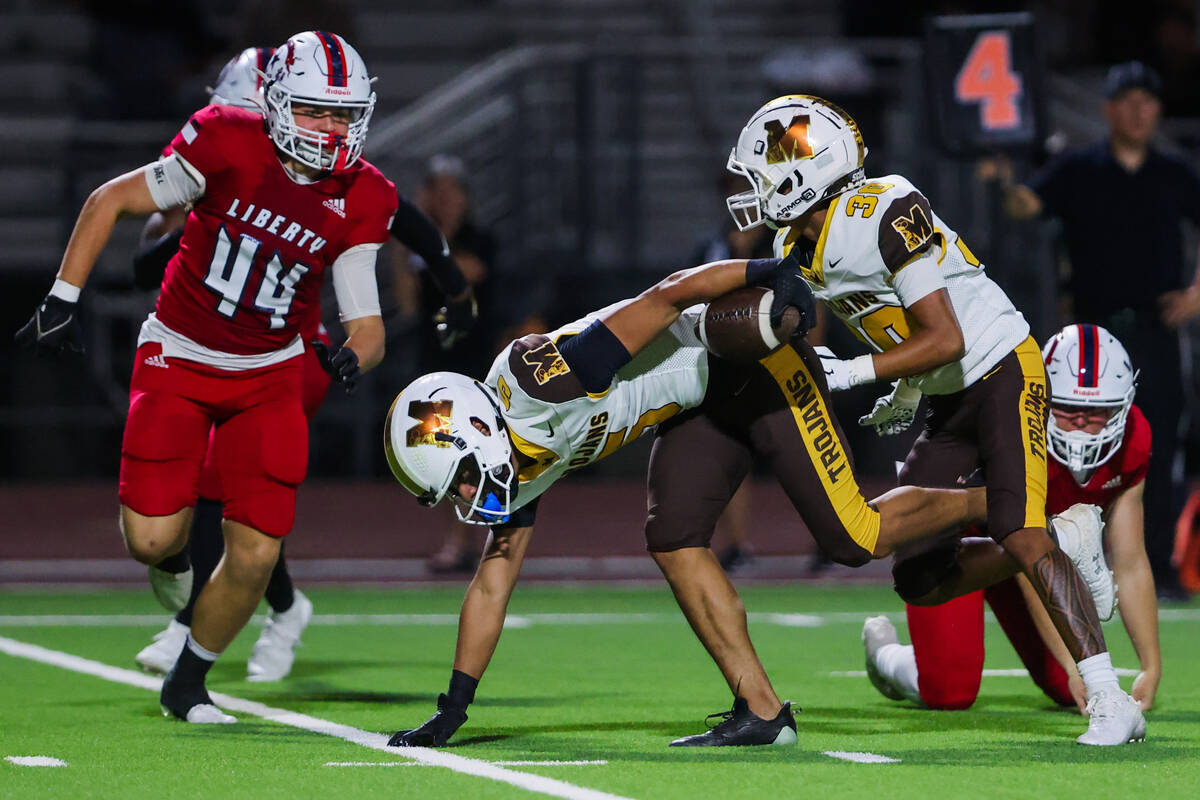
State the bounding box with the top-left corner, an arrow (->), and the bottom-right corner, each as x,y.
1077,689 -> 1146,746
862,615 -> 905,701
148,565 -> 193,613
669,697 -> 798,747
160,671 -> 236,725
135,619 -> 190,675
247,590 -> 313,682
1050,503 -> 1117,621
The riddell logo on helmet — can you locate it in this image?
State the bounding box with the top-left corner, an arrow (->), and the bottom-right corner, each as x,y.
1071,388 -> 1101,396
324,87 -> 352,96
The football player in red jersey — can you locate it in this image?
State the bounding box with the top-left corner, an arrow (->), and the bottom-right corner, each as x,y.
130,47 -> 475,684
863,324 -> 1162,714
16,31 -> 400,724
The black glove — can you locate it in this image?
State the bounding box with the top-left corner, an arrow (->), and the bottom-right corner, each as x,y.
388,693 -> 468,747
15,294 -> 85,358
766,254 -> 816,336
311,340 -> 360,395
434,290 -> 478,350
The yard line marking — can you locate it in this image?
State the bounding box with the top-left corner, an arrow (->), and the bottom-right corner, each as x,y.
823,751 -> 900,764
2,608 -> 1198,628
325,760 -> 609,767
0,635 -> 635,800
830,668 -> 1140,678
5,756 -> 68,767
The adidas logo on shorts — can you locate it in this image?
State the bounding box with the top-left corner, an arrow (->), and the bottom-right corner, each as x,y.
323,197 -> 346,218
144,353 -> 169,369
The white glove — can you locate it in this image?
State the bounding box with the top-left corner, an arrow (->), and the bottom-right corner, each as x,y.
858,379 -> 923,436
813,345 -> 876,392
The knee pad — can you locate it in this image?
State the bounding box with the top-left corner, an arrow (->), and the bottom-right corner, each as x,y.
644,509 -> 715,553
893,547 -> 961,603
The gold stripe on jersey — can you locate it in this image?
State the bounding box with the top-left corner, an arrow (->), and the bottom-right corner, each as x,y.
1014,336 -> 1049,530
811,194 -> 841,284
760,345 -> 881,553
509,429 -> 560,482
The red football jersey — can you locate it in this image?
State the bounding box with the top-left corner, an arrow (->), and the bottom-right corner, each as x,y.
1046,404 -> 1151,514
155,105 -> 398,355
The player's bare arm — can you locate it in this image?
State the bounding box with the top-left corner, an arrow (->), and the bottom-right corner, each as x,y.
1106,481 -> 1161,709
453,525 -> 535,679
341,315 -> 385,371
58,165 -> 167,289
867,288 -> 965,382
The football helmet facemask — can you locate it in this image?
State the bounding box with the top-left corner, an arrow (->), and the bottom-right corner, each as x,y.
263,31 -> 375,172
726,94 -> 868,231
1042,324 -> 1137,475
208,47 -> 275,112
384,372 -> 518,526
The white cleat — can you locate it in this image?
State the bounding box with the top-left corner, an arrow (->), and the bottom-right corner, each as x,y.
246,590 -> 313,682
1050,503 -> 1117,621
135,620 -> 190,675
148,565 -> 193,613
1077,689 -> 1146,745
161,703 -> 237,725
862,615 -> 904,701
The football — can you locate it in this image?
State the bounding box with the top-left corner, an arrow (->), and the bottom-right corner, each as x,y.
697,286 -> 802,362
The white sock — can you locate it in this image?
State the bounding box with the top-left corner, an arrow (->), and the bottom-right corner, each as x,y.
186,634 -> 220,662
876,643 -> 923,704
1077,652 -> 1120,697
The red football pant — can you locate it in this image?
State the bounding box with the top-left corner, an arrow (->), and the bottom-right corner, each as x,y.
120,343 -> 308,538
906,578 -> 1074,709
194,333 -> 332,501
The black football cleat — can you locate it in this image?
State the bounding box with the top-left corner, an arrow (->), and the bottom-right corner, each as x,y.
669,697 -> 798,747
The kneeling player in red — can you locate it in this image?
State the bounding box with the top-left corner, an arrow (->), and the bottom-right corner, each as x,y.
16,31 -> 398,724
864,324 -> 1161,726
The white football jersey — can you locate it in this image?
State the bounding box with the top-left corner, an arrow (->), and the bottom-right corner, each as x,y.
773,174 -> 1029,395
485,302 -> 708,511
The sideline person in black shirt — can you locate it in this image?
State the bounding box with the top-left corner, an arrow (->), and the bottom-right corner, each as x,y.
999,62 -> 1200,601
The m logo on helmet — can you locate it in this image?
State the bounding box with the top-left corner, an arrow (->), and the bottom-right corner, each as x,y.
763,115 -> 814,165
522,341 -> 570,385
406,400 -> 454,447
890,203 -> 934,253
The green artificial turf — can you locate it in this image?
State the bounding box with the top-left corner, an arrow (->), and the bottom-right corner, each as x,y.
1,584 -> 1197,799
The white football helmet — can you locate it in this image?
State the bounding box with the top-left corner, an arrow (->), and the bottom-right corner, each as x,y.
726,94 -> 868,231
1042,324 -> 1138,474
384,372 -> 517,526
208,47 -> 274,111
262,31 -> 375,172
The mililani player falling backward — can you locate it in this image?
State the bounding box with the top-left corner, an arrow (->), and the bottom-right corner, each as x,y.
17,31 -> 402,724
863,324 -> 1162,715
129,47 -> 476,683
724,95 -> 1143,745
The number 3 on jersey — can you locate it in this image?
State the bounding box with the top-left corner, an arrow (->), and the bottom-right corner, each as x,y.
204,225 -> 310,329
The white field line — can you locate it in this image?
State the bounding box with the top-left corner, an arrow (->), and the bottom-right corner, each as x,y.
2,608 -> 1197,628
5,756 -> 68,767
325,761 -> 608,767
823,751 -> 900,764
831,668 -> 1140,678
0,635 -> 634,800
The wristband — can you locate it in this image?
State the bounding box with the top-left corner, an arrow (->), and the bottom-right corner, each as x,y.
51,279 -> 81,303
847,354 -> 876,388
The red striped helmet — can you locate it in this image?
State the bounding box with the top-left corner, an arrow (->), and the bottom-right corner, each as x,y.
263,31 -> 375,172
1042,324 -> 1137,473
209,47 -> 275,112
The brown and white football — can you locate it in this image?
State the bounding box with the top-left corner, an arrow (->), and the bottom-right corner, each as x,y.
697,286 -> 801,362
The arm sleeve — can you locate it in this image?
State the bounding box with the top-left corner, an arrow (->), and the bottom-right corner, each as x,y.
143,153 -> 205,211
132,227 -> 184,290
891,247 -> 947,307
556,320 -> 633,393
391,194 -> 469,297
332,243 -> 384,322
